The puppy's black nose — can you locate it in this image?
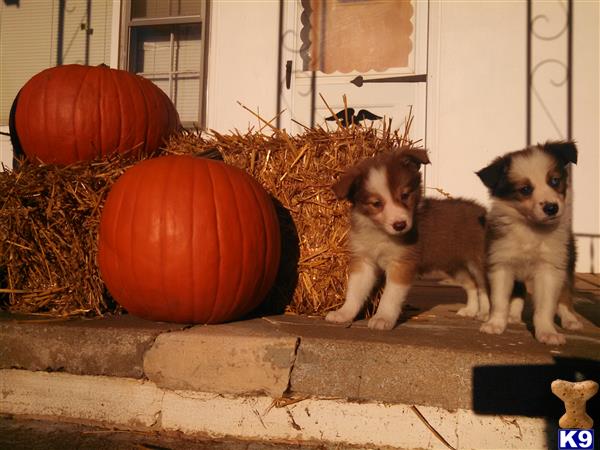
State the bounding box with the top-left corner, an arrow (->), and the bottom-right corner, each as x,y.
393,221 -> 407,232
543,203 -> 559,216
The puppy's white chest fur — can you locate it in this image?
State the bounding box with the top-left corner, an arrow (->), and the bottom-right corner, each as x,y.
488,204 -> 569,280
349,212 -> 410,269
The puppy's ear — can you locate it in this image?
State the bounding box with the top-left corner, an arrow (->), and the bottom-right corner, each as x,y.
401,148 -> 430,168
476,157 -> 509,191
543,141 -> 578,166
332,166 -> 362,201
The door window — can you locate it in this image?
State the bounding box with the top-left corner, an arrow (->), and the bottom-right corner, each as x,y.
299,0 -> 414,74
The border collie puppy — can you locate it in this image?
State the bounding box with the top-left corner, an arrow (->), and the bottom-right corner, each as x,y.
326,149 -> 489,330
477,141 -> 582,345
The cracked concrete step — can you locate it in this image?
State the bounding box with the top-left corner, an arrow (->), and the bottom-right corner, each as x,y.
274,313 -> 600,415
144,320 -> 300,397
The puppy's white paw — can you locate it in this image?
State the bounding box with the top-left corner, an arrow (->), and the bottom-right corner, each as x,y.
457,305 -> 478,318
536,329 -> 566,345
480,317 -> 507,335
368,316 -> 396,330
477,304 -> 490,321
477,311 -> 490,321
561,317 -> 583,330
325,309 -> 355,324
507,313 -> 524,325
558,308 -> 584,330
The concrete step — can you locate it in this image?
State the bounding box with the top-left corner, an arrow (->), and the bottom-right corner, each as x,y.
1,281 -> 599,449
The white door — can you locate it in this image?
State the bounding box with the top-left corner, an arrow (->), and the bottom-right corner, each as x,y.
280,0 -> 428,142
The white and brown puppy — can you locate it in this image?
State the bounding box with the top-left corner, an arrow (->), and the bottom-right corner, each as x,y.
326,149 -> 489,330
477,141 -> 582,345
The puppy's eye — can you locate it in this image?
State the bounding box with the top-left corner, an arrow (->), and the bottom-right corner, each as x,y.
400,192 -> 410,201
371,200 -> 383,208
549,177 -> 561,188
519,185 -> 533,196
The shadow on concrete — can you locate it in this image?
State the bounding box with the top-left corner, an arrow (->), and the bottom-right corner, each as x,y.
336,275 -> 471,324
472,357 -> 600,448
573,291 -> 600,327
397,281 -> 470,326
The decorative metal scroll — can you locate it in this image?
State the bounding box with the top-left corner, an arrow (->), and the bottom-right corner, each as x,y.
527,0 -> 572,145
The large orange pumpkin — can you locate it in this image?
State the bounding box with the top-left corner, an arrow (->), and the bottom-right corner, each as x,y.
98,155 -> 281,324
9,64 -> 180,165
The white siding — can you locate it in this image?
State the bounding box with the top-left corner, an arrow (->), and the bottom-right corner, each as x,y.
0,1 -> 57,126
60,0 -> 113,66
0,0 -> 113,126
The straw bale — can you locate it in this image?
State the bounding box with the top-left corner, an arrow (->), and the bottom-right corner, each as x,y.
0,115 -> 416,318
0,154 -> 142,317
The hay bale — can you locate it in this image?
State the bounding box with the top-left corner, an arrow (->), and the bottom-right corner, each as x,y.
0,118 -> 415,318
0,154 -> 145,316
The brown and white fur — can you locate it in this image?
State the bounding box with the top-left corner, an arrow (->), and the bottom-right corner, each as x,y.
326,149 -> 490,330
477,141 -> 582,345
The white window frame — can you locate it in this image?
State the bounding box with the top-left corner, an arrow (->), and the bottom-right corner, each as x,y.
117,0 -> 208,128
